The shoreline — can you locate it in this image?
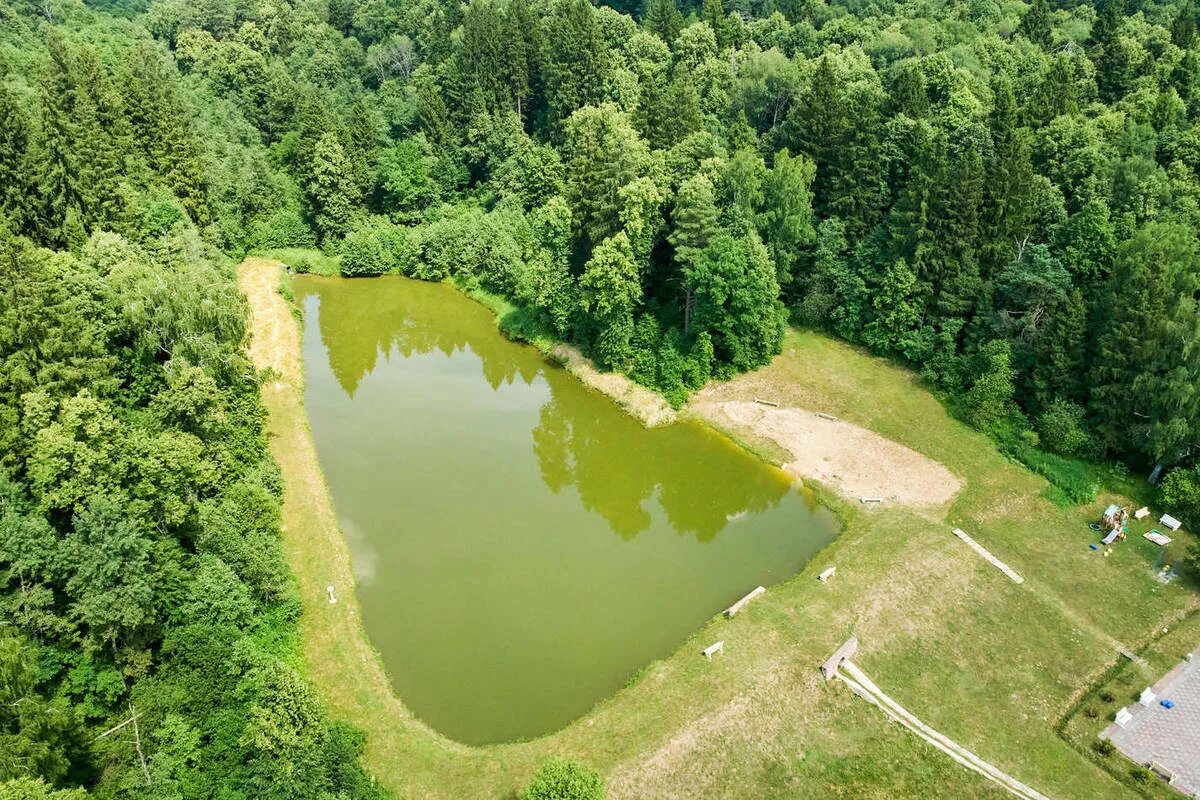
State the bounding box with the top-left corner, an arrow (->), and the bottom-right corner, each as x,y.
238,259 -> 490,797
238,259 -> 1168,800
239,259 -> 852,796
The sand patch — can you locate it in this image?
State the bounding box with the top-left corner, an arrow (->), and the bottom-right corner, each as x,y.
691,400 -> 961,507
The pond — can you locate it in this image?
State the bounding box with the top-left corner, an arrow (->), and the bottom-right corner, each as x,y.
294,276 -> 839,745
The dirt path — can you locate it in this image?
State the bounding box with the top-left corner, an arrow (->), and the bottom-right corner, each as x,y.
240,257 -> 302,384
691,398 -> 962,507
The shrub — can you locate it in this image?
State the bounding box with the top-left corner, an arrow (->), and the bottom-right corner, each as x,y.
521,759 -> 605,800
1099,690 -> 1115,703
1128,766 -> 1153,785
249,208 -> 317,250
1036,399 -> 1091,456
965,340 -> 1018,433
339,217 -> 418,277
1159,466 -> 1200,529
418,205 -> 485,280
1092,739 -> 1115,756
1083,705 -> 1098,719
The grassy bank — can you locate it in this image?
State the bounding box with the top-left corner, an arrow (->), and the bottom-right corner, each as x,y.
241,260 -> 1195,799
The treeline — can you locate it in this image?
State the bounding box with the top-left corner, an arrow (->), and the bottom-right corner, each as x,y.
5,0 -> 1200,467
103,0 -> 1200,478
2,0 -> 1200,791
0,5 -> 384,800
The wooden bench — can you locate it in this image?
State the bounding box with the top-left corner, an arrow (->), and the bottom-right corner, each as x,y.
820,636 -> 858,681
724,586 -> 765,617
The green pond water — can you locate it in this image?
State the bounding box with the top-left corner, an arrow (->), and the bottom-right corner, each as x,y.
294,275 -> 839,745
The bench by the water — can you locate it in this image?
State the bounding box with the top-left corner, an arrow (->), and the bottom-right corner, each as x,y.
702,641 -> 724,659
724,586 -> 765,617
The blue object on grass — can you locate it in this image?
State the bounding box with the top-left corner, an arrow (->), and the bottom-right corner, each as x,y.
1089,544 -> 1099,550
1160,699 -> 1174,709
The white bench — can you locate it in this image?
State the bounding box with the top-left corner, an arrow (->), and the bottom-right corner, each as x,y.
724,586 -> 765,617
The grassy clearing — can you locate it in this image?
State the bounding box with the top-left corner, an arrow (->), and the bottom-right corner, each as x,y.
241,263 -> 1196,799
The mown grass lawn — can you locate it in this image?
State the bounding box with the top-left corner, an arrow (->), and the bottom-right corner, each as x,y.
245,261 -> 1198,799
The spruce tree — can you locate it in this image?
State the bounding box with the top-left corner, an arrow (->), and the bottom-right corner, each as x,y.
122,42 -> 208,225
1172,0 -> 1197,48
643,0 -> 683,45
36,32 -> 80,246
0,86 -> 31,233
982,77 -> 1034,277
1017,0 -> 1052,48
1091,223 -> 1200,462
71,45 -> 129,231
700,0 -> 729,47
668,174 -> 720,333
306,133 -> 359,242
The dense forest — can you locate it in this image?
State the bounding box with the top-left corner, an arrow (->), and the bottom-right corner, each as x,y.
2,0 -> 1200,794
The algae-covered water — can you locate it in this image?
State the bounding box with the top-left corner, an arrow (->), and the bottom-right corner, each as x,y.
294,275 -> 838,744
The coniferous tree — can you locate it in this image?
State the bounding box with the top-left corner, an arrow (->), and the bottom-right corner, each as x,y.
459,0 -> 509,114
1172,0 -> 1197,48
71,45 -> 129,231
1018,0 -> 1053,48
503,0 -> 540,121
982,77 -> 1035,276
36,33 -> 81,246
122,42 -> 208,225
700,0 -> 730,46
306,133 -> 359,241
542,0 -> 609,130
643,0 -> 683,45
0,86 -> 31,233
1091,223 -> 1200,463
669,174 -> 721,332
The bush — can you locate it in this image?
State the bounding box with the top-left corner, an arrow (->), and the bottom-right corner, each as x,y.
1092,738 -> 1115,756
249,208 -> 317,250
1128,766 -> 1153,785
418,205 -> 484,280
339,217 -> 419,277
521,759 -> 604,800
965,340 -> 1018,433
1159,466 -> 1200,529
1036,399 -> 1091,456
